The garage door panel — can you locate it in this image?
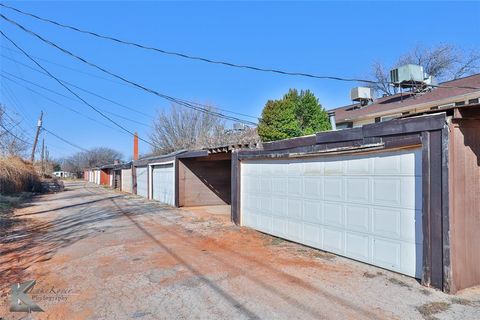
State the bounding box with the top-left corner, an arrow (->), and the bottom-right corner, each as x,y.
346,232 -> 370,261
401,210 -> 423,244
303,201 -> 321,223
136,167 -> 148,198
241,148 -> 423,278
346,157 -> 370,174
304,177 -> 323,199
373,178 -> 401,206
324,202 -> 344,228
272,177 -> 287,194
152,164 -> 174,206
324,177 -> 344,201
345,205 -> 370,233
288,177 -> 303,196
345,177 -> 370,203
288,162 -> 304,175
304,161 -> 323,176
287,220 -> 302,241
260,198 -> 272,214
287,199 -> 303,219
271,196 -> 287,216
272,217 -> 287,236
303,223 -> 321,246
260,177 -> 272,193
323,227 -> 344,254
373,207 -> 401,239
372,238 -> 401,269
324,160 -> 343,175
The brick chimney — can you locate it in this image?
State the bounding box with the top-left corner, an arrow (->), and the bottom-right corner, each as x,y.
133,132 -> 139,160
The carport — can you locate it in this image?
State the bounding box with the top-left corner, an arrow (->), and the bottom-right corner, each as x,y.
232,106 -> 480,293
178,149 -> 232,208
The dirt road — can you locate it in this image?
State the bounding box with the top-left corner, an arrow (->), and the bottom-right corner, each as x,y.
1,182 -> 479,319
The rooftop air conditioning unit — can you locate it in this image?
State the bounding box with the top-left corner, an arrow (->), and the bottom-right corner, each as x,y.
233,123 -> 247,131
350,87 -> 372,106
390,64 -> 425,87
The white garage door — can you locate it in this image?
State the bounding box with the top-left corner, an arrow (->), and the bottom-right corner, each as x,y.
241,148 -> 423,278
136,166 -> 148,198
121,169 -> 132,193
152,163 -> 175,206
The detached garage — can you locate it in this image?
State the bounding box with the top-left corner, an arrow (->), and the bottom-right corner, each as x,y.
121,165 -> 133,193
241,148 -> 422,278
232,107 -> 480,293
150,161 -> 175,206
135,166 -> 148,198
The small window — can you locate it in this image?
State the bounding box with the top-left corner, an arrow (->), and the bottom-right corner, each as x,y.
455,101 -> 466,106
468,98 -> 479,104
375,117 -> 381,123
380,113 -> 402,122
402,112 -> 410,115
431,106 -> 439,110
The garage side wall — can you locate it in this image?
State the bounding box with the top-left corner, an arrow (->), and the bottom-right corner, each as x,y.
179,158 -> 231,206
449,119 -> 480,293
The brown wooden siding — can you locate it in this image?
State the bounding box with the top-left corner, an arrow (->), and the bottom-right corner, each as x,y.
448,119 -> 480,293
179,156 -> 231,207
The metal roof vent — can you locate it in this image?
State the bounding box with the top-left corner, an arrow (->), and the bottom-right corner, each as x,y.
350,87 -> 372,106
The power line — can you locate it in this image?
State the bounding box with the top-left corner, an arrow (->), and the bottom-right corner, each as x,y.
2,47 -> 259,121
0,122 -> 33,146
1,71 -> 153,129
1,3 -> 479,91
2,54 -> 154,118
0,103 -> 36,139
0,13 -> 259,125
1,73 -> 132,133
42,127 -> 88,152
0,29 -> 157,148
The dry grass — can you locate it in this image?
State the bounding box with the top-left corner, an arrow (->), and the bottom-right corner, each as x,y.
417,301 -> 450,319
0,156 -> 42,195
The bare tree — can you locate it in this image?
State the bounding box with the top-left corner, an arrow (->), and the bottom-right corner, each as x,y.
150,104 -> 225,154
366,44 -> 480,96
61,147 -> 123,176
0,104 -> 30,157
149,104 -> 260,154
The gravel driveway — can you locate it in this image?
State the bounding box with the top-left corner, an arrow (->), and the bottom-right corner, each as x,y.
1,181 -> 479,319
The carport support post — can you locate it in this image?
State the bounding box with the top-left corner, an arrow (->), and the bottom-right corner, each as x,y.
231,151 -> 241,225
421,129 -> 449,290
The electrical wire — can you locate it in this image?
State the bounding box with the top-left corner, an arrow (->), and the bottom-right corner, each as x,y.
0,29 -> 158,148
0,14 -> 259,125
2,50 -> 260,121
0,122 -> 33,145
1,71 -> 153,129
2,54 -> 154,118
41,127 -> 88,152
1,73 -> 134,133
1,3 -> 478,90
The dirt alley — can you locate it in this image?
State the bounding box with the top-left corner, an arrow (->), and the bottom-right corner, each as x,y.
1,181 -> 479,320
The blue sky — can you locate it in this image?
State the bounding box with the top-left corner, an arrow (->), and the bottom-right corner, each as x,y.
1,1 -> 479,159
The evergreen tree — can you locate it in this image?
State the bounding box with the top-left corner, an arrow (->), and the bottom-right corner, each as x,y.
258,89 -> 331,142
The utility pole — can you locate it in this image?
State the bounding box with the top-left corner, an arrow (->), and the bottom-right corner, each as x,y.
30,111 -> 43,162
41,137 -> 45,176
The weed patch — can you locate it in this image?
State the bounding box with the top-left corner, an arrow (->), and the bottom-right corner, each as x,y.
417,302 -> 450,320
